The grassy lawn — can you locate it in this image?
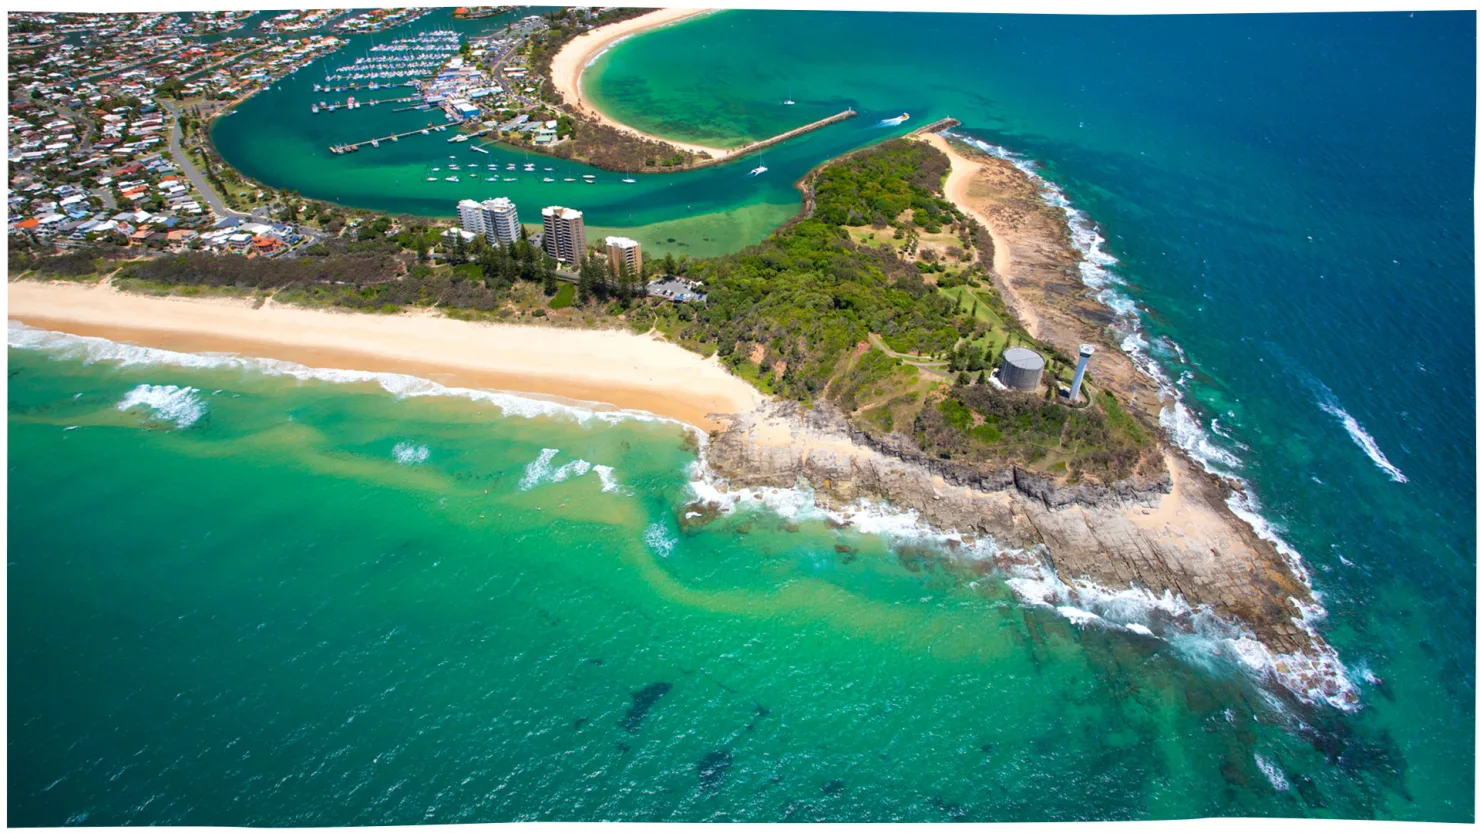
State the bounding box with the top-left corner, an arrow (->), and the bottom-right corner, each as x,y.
845,225 -> 906,251
939,284 -> 1012,355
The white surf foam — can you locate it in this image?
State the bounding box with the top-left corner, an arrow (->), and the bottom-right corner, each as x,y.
1254,753 -> 1291,792
116,384 -> 206,429
518,448 -> 619,493
593,464 -> 622,493
687,455 -> 1358,707
941,131 -> 1356,710
643,522 -> 676,558
548,458 -> 593,484
392,442 -> 430,466
9,321 -> 678,430
519,448 -> 560,491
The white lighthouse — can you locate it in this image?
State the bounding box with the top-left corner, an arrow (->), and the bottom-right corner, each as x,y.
1069,344 -> 1095,403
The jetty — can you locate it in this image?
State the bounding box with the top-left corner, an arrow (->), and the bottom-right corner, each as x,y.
314,81 -> 422,94
906,116 -> 960,136
330,124 -> 442,154
686,109 -> 857,170
314,95 -> 421,113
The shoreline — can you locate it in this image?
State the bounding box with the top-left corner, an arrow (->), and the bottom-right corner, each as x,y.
7,281 -> 762,433
8,127 -> 1356,707
548,8 -> 734,160
903,129 -> 1354,708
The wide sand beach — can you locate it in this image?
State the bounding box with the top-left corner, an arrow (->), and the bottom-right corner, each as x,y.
548,8 -> 731,159
8,280 -> 762,432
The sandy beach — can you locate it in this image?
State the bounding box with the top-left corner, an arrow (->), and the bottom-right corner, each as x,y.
548,8 -> 734,160
8,281 -> 763,432
918,132 -> 1042,337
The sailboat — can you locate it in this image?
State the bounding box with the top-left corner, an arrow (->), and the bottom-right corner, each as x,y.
749,155 -> 768,176
783,87 -> 795,106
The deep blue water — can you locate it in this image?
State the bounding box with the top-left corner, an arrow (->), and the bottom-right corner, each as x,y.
952,12 -> 1477,816
595,9 -> 1476,817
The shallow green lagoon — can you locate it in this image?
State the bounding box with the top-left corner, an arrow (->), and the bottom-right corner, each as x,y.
6,329 -> 1418,823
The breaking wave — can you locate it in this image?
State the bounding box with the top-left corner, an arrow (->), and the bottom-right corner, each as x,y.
9,321 -> 675,429
683,455 -> 1355,708
519,448 -> 620,493
941,130 -> 1355,710
117,384 -> 206,429
392,442 -> 430,466
1254,753 -> 1291,792
643,522 -> 677,558
1315,390 -> 1408,484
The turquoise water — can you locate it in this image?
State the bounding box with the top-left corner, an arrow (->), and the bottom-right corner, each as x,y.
12,8 -> 1475,824
589,9 -> 1476,818
3,328 -> 1430,823
209,8 -> 918,257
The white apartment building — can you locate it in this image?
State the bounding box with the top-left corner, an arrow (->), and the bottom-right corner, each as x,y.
540,205 -> 585,265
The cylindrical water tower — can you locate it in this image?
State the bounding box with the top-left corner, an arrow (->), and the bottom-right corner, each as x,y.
1069,344 -> 1095,402
999,347 -> 1045,392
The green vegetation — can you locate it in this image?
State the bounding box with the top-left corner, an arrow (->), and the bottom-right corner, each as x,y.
916,381 -> 1150,481
12,138 -> 1154,484
105,234 -> 563,315
634,138 -> 1155,482
812,139 -> 952,228
523,8 -> 715,171
8,242 -> 132,282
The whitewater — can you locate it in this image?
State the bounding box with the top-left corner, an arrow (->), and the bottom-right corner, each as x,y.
11,318 -> 1355,710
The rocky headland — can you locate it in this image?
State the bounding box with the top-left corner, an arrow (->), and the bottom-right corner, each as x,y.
698,134 -> 1354,709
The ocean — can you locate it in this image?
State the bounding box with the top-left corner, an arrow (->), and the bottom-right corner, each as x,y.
11,9 -> 1475,824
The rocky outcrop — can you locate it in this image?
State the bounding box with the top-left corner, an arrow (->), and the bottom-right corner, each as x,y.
705,400 -> 1317,657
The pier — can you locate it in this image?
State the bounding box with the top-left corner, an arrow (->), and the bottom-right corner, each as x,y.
313,81 -> 421,94
313,95 -> 421,113
329,124 -> 445,154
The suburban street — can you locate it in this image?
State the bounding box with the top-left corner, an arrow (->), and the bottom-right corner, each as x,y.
161,100 -> 329,253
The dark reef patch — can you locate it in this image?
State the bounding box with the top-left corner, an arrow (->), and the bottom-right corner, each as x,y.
621,681 -> 673,732
697,749 -> 732,792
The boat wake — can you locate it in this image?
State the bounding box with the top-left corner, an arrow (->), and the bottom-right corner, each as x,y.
875,113 -> 910,127
1313,385 -> 1408,484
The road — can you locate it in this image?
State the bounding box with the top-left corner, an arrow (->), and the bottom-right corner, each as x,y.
162,101 -> 248,220
161,101 -> 329,252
